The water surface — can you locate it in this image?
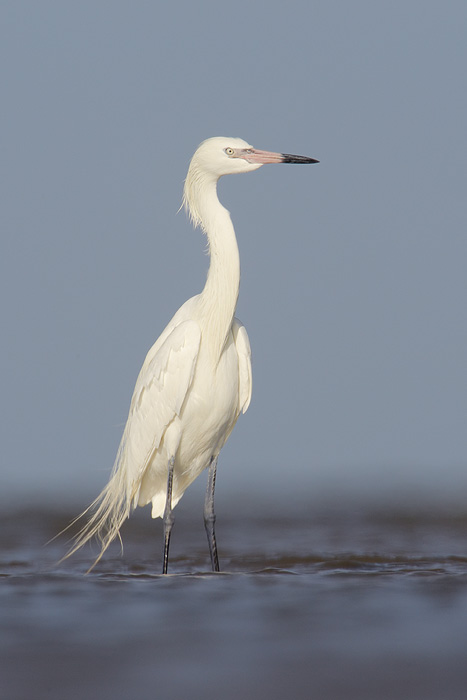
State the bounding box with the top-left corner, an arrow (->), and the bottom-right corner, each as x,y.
2,500 -> 467,700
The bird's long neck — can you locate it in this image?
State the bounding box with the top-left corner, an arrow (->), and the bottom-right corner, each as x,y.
185,175 -> 240,359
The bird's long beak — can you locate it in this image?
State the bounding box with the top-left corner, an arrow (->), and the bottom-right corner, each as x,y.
242,149 -> 319,165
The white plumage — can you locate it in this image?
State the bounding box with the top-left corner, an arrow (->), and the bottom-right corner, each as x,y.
67,136 -> 317,572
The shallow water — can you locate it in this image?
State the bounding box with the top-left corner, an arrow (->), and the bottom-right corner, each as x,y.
2,500 -> 467,700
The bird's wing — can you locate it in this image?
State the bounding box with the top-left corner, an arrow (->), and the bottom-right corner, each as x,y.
62,318 -> 201,566
120,319 -> 202,488
232,318 -> 252,414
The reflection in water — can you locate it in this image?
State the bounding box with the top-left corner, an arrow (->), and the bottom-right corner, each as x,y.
1,500 -> 467,700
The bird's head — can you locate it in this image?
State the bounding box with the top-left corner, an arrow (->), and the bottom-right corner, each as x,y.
190,136 -> 319,178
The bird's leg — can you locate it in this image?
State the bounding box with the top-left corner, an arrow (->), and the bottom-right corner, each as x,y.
162,456 -> 175,574
204,456 -> 220,572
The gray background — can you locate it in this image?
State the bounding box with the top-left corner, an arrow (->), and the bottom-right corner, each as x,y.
1,1 -> 466,509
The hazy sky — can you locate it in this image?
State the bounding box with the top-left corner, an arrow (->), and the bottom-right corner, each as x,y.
1,1 -> 466,507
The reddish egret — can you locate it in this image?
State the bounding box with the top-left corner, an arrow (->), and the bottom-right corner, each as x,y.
67,137 -> 318,573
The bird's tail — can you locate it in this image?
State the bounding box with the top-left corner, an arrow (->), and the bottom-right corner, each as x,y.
60,440 -> 138,572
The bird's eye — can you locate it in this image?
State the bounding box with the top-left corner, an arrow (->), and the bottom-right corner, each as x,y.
224,148 -> 235,156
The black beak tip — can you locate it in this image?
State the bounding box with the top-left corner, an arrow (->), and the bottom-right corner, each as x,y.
282,154 -> 320,164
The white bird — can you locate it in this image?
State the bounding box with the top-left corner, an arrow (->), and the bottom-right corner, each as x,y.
68,137 -> 318,573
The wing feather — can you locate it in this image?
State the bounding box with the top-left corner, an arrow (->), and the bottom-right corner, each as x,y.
64,319 -> 201,568
124,319 -> 201,483
232,318 -> 252,414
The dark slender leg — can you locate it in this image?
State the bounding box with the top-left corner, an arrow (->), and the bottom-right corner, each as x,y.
204,456 -> 220,572
162,456 -> 175,574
